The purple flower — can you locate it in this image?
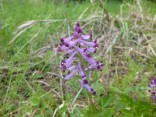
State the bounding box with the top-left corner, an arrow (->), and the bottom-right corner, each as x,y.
81,34 -> 92,40
64,51 -> 77,63
80,40 -> 98,47
78,62 -> 86,79
61,58 -> 75,71
80,79 -> 96,95
68,65 -> 77,71
73,45 -> 97,64
64,69 -> 78,81
57,44 -> 69,52
148,77 -> 156,88
148,77 -> 156,103
88,47 -> 97,53
66,40 -> 79,47
60,36 -> 73,43
58,23 -> 103,95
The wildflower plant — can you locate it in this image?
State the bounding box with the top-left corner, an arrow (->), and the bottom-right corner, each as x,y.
58,23 -> 103,95
148,77 -> 156,103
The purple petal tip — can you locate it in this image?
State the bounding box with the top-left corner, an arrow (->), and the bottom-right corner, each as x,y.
92,91 -> 96,95
82,75 -> 86,79
83,79 -> 88,84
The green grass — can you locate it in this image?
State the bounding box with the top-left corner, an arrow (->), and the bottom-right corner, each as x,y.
0,0 -> 156,116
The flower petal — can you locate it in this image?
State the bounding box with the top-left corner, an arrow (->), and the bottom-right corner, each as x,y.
67,49 -> 74,54
64,69 -> 78,81
86,61 -> 103,71
149,77 -> 156,88
149,84 -> 156,88
73,45 -> 96,64
80,79 -> 96,95
78,62 -> 86,79
81,34 -> 92,40
61,58 -> 76,70
88,47 -> 97,53
65,51 -> 77,63
60,36 -> 73,43
68,65 -> 77,71
80,40 -> 98,47
75,23 -> 82,34
58,44 -> 69,52
66,40 -> 79,47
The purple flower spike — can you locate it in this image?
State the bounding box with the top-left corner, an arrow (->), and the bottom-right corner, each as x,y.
58,23 -> 103,95
148,77 -> 156,103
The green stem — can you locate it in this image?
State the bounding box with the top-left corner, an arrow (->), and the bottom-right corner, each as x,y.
72,87 -> 83,106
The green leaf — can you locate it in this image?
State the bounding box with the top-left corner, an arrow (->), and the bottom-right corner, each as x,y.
101,95 -> 112,109
104,109 -> 113,117
110,87 -> 123,94
120,94 -> 134,106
